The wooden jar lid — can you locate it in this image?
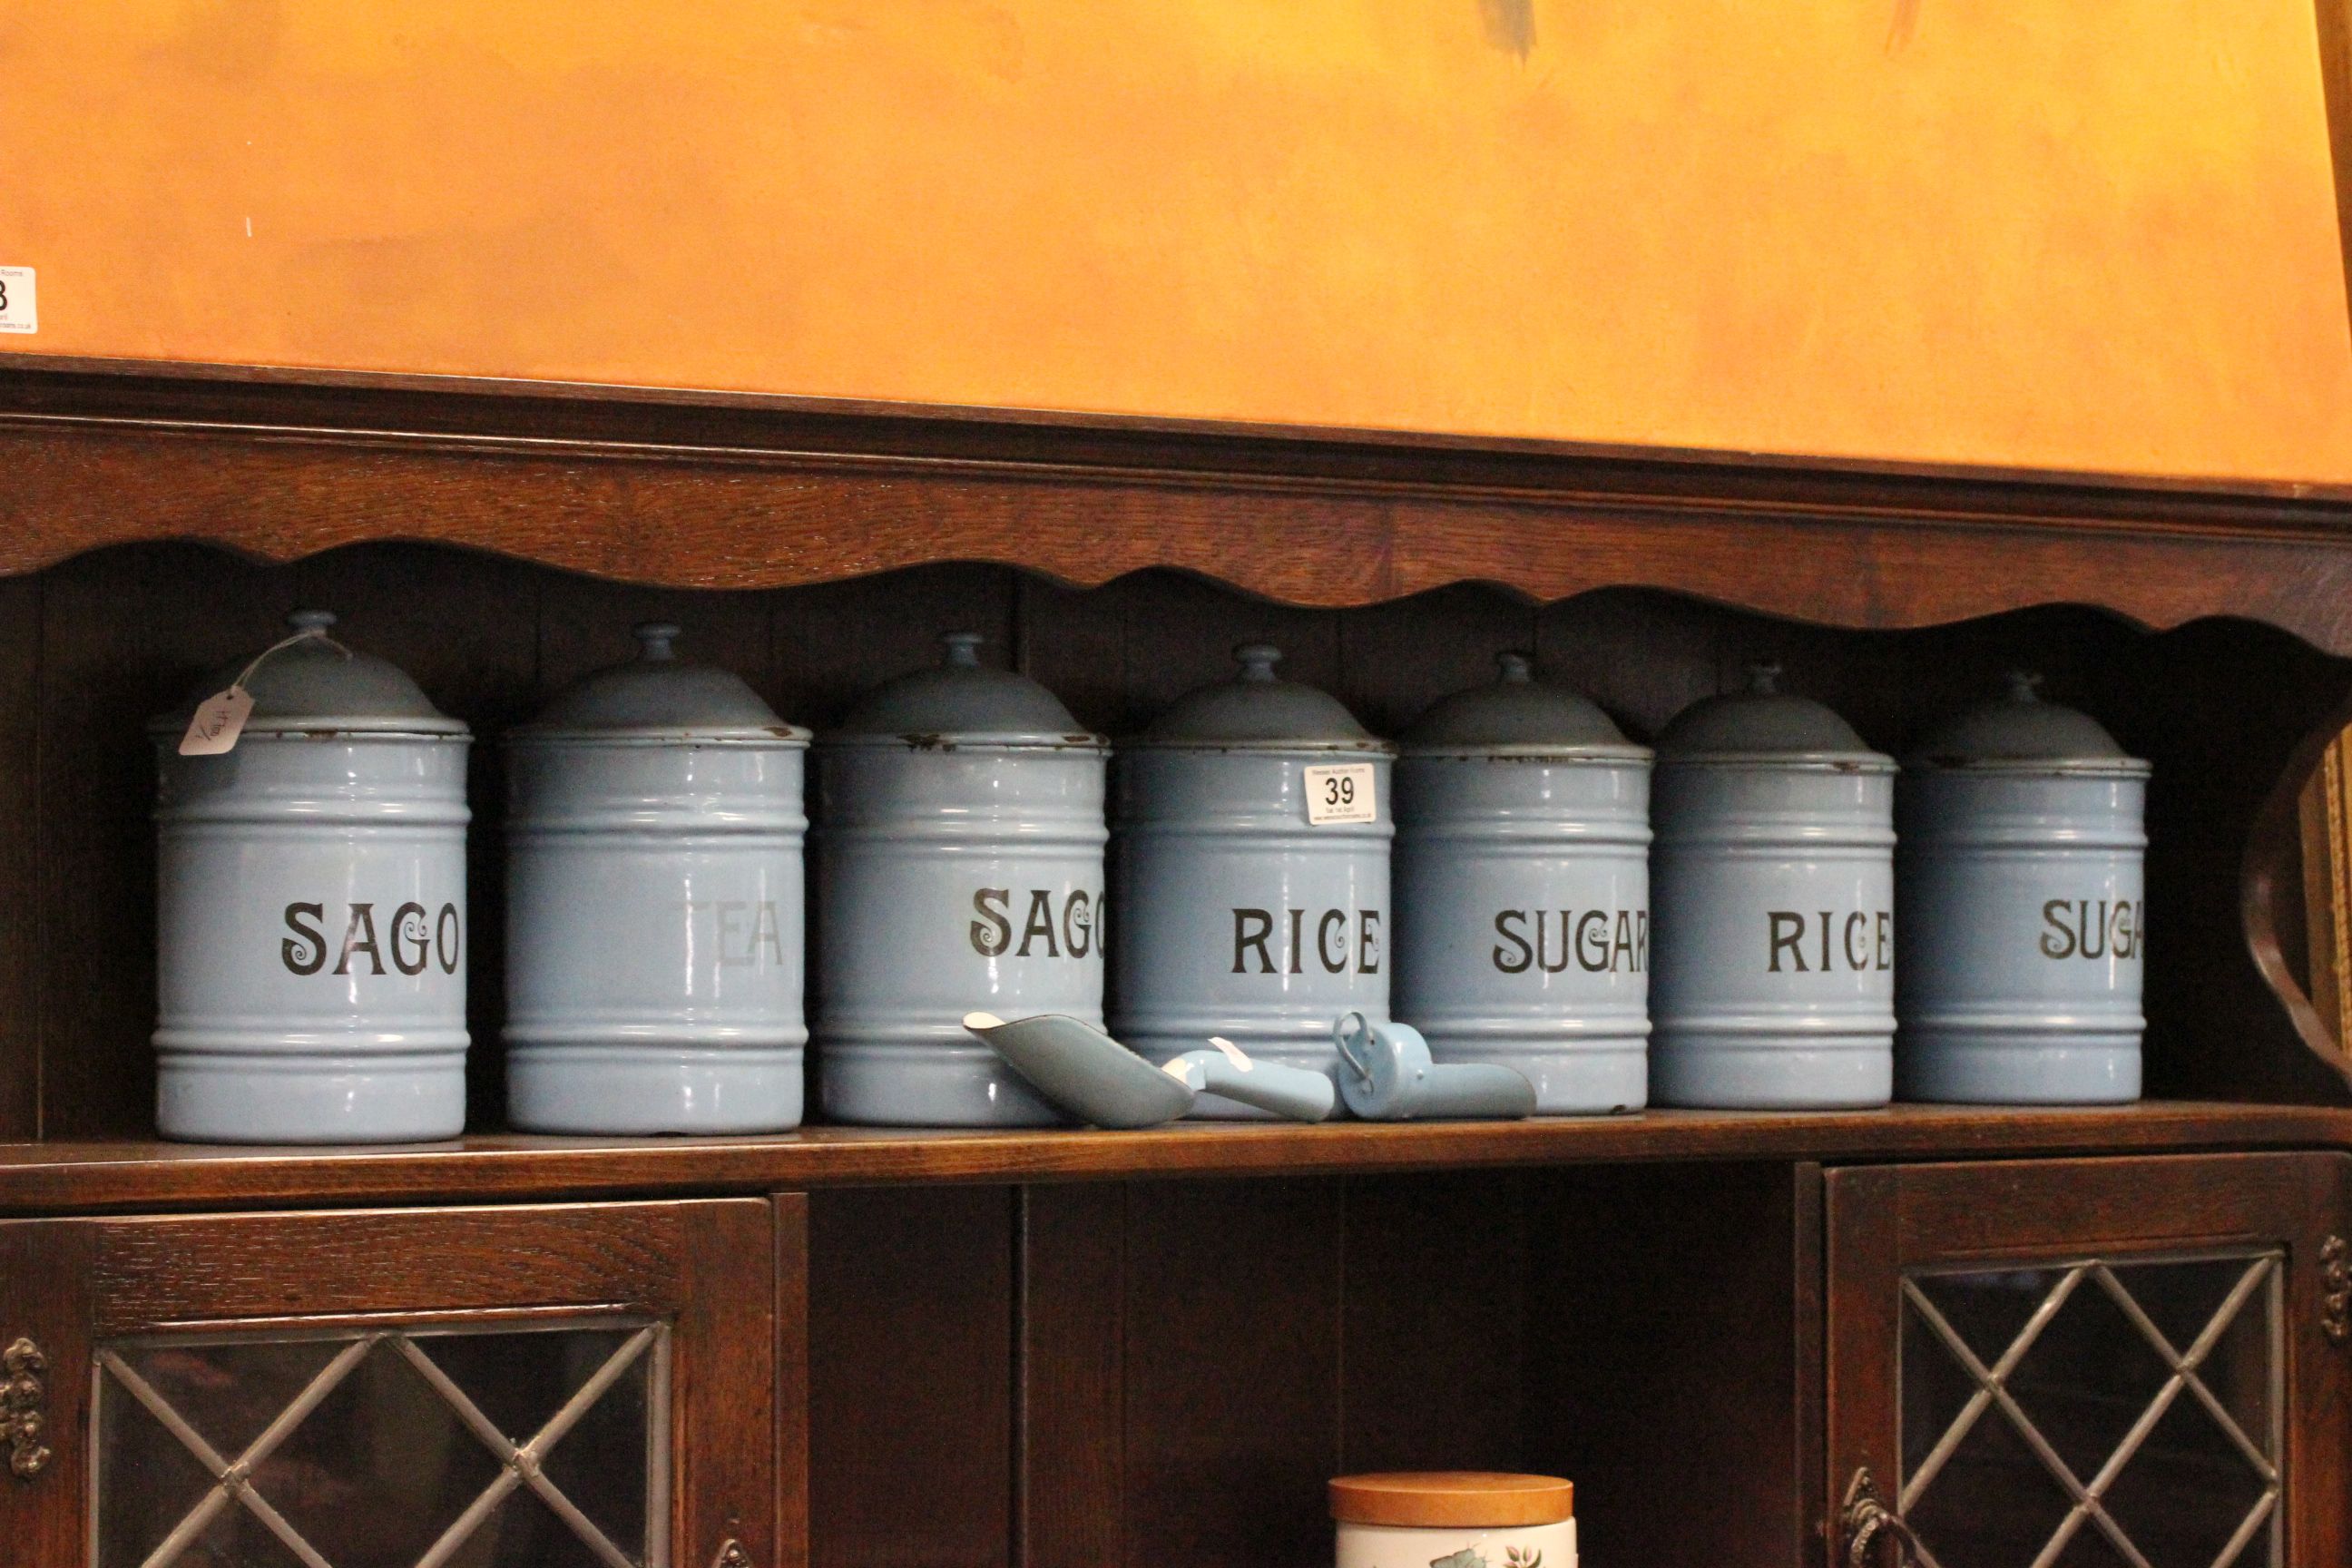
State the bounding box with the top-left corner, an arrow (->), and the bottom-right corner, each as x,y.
1329,1472 -> 1574,1527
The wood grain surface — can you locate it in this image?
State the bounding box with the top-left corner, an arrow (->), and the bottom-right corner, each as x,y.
808,1185 -> 1014,1568
0,1102 -> 2339,1219
88,1201 -> 684,1329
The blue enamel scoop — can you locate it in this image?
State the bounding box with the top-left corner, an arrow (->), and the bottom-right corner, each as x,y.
963,1012 -> 1337,1128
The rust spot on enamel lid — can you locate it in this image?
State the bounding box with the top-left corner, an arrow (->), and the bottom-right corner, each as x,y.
1329,1472 -> 1574,1527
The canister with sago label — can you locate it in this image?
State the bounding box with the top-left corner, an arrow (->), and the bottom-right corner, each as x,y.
1112,643 -> 1393,1117
150,610 -> 472,1143
505,622 -> 811,1133
1649,664 -> 1896,1109
1395,652 -> 1652,1113
1897,672 -> 2149,1103
814,632 -> 1108,1126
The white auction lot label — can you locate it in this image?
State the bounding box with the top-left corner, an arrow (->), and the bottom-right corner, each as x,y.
1304,762 -> 1377,825
0,268 -> 34,334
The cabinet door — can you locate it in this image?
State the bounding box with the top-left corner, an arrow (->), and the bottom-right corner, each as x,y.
0,1198 -> 780,1568
1827,1154 -> 2349,1568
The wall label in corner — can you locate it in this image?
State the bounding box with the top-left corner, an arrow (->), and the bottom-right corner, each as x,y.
0,268 -> 35,334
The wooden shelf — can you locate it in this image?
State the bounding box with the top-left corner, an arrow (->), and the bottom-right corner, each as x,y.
5,358 -> 2352,649
0,1101 -> 2344,1213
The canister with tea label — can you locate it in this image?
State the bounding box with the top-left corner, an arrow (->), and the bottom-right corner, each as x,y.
1650,664 -> 1896,1108
814,632 -> 1109,1126
150,610 -> 472,1143
505,623 -> 811,1133
1112,643 -> 1393,1116
1332,1472 -> 1576,1568
1395,652 -> 1652,1113
1897,672 -> 2149,1103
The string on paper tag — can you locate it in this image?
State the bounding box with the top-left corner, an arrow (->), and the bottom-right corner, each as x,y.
176,624 -> 351,757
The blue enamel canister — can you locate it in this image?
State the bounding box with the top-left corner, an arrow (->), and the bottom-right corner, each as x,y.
150,610 -> 472,1143
1649,665 -> 1896,1109
1111,644 -> 1394,1117
505,623 -> 811,1133
1896,673 -> 2149,1103
814,632 -> 1109,1126
1394,654 -> 1651,1113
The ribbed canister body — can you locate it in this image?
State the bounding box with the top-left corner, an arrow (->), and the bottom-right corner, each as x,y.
1650,761 -> 1896,1108
1394,753 -> 1651,1112
153,733 -> 472,1142
1112,748 -> 1392,1116
1896,768 -> 2147,1102
815,740 -> 1108,1125
505,737 -> 808,1132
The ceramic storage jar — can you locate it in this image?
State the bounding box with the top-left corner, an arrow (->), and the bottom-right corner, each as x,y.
814,632 -> 1109,1126
1331,1472 -> 1576,1568
1896,672 -> 2150,1103
1650,664 -> 1896,1108
150,610 -> 472,1142
505,623 -> 810,1133
1395,652 -> 1653,1113
1112,643 -> 1393,1116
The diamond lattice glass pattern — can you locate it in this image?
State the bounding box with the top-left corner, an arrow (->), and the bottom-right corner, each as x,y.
94,1318 -> 665,1568
1898,1252 -> 2281,1568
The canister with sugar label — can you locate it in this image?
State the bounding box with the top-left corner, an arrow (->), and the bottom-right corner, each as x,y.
1896,672 -> 2149,1103
1395,653 -> 1652,1113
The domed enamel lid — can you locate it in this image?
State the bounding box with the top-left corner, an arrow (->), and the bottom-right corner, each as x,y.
1402,652 -> 1648,759
1656,663 -> 1890,769
149,610 -> 467,738
516,623 -> 808,742
1134,643 -> 1388,751
1909,671 -> 2150,775
829,632 -> 1104,748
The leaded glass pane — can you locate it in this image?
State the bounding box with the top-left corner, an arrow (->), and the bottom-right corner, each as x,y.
93,1319 -> 665,1568
1905,1381 -> 2077,1568
1898,1252 -> 2280,1568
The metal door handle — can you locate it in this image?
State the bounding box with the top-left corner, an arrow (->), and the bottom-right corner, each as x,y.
1841,1467 -> 1921,1568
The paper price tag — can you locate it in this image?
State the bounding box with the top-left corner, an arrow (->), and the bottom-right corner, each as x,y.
179,685 -> 255,756
1303,762 -> 1377,825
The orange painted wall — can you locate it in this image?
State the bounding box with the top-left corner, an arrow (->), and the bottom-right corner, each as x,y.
6,1 -> 2352,481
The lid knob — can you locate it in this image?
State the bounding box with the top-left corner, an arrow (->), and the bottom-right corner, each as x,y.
1495,652 -> 1534,685
1235,643 -> 1283,683
2005,670 -> 2044,702
1745,661 -> 1784,695
287,609 -> 338,634
941,632 -> 985,668
633,622 -> 681,662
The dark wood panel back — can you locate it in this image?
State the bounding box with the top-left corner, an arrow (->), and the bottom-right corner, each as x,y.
0,544 -> 2342,1141
1525,1161 -> 1820,1568
808,1184 -> 1014,1568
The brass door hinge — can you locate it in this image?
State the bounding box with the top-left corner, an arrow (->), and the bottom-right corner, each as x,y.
2322,1235 -> 2350,1344
2,1337 -> 50,1479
